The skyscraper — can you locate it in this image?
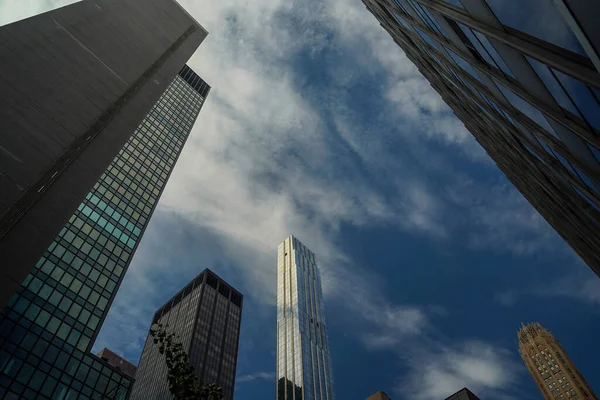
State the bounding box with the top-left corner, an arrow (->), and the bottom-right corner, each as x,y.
444,388 -> 480,400
97,348 -> 137,378
0,63 -> 210,399
518,322 -> 596,399
276,235 -> 335,400
361,0 -> 600,276
0,0 -> 207,307
366,390 -> 392,400
131,269 -> 243,400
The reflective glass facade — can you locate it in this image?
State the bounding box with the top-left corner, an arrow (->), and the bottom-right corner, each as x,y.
362,0 -> 600,276
130,269 -> 243,400
276,236 -> 334,400
0,65 -> 210,400
518,323 -> 596,399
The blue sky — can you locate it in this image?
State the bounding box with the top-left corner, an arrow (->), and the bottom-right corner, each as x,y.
2,0 -> 600,399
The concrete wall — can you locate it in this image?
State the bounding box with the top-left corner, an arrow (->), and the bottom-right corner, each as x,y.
0,0 -> 207,307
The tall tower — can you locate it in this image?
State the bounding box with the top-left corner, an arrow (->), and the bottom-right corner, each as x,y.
276,235 -> 335,400
0,64 -> 210,399
0,0 -> 207,307
444,388 -> 480,400
360,0 -> 600,277
366,390 -> 392,400
518,323 -> 596,399
131,269 -> 243,400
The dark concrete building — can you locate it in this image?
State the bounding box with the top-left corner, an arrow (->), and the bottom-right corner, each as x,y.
0,0 -> 208,307
361,0 -> 600,276
444,388 -> 480,400
130,269 -> 243,400
97,348 -> 137,379
518,322 -> 596,399
366,390 -> 392,400
0,57 -> 210,400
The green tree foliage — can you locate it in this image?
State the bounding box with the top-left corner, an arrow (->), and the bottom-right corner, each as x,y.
149,323 -> 223,400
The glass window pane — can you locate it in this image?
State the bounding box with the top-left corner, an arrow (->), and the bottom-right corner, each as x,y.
485,0 -> 585,55
553,68 -> 600,131
496,82 -> 558,138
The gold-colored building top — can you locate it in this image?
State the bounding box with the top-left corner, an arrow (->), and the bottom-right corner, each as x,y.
365,391 -> 392,400
518,322 -> 596,399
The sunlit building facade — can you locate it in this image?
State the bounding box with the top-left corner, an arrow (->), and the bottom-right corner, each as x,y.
518,323 -> 596,399
362,0 -> 600,276
0,65 -> 210,399
366,390 -> 392,400
276,235 -> 335,400
131,269 -> 243,400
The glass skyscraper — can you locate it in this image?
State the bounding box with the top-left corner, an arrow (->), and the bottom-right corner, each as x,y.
276,235 -> 335,400
131,269 -> 243,400
0,0 -> 207,308
361,0 -> 600,276
0,65 -> 210,399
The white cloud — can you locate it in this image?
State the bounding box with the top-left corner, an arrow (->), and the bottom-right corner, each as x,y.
444,179 -> 563,256
400,340 -> 520,400
237,372 -> 276,383
495,290 -> 518,307
0,0 -> 78,26
533,270 -> 600,306
1,1 -> 574,398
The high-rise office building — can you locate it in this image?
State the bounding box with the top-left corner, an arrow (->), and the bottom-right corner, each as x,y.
96,348 -> 137,379
0,0 -> 207,307
366,390 -> 392,400
276,235 -> 335,400
361,0 -> 600,276
518,322 -> 596,399
131,269 -> 243,400
444,388 -> 480,400
0,61 -> 211,399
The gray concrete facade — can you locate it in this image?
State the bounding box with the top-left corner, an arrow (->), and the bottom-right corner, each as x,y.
0,0 -> 207,307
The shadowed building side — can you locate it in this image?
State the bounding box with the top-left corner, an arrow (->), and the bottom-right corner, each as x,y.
444,387 -> 481,400
0,0 -> 208,307
131,269 -> 243,400
0,63 -> 210,399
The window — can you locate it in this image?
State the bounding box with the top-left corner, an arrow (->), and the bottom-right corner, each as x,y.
485,0 -> 585,56
553,68 -> 600,131
496,81 -> 559,138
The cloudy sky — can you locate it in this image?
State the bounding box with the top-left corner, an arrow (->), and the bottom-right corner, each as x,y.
3,0 -> 600,399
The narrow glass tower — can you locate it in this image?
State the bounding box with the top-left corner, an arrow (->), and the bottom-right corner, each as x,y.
276,235 -> 335,400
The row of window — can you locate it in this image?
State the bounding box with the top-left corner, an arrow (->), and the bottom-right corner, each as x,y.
402,15 -> 600,213
386,0 -> 600,168
1,68 -> 203,400
0,312 -> 131,400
